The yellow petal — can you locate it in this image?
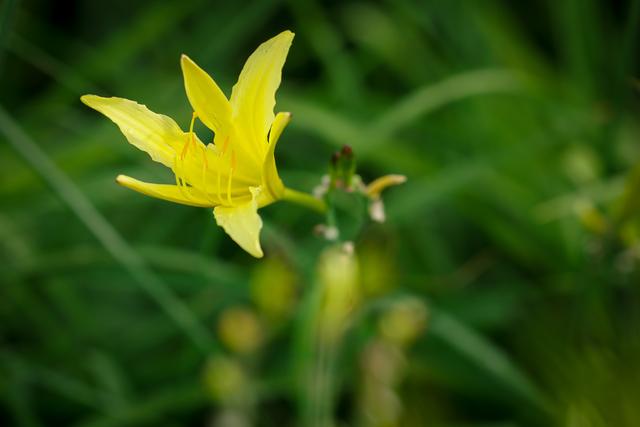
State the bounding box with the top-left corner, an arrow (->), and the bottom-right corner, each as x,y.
214,187 -> 264,258
116,174 -> 213,207
81,95 -> 183,168
180,54 -> 232,135
230,30 -> 294,154
366,174 -> 407,199
262,111 -> 290,203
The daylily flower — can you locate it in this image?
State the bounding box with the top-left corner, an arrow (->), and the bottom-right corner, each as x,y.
81,31 -> 295,258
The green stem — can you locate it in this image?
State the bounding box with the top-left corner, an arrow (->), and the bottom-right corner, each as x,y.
283,187 -> 327,214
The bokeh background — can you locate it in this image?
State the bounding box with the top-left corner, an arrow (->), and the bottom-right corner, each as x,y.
2,0 -> 640,426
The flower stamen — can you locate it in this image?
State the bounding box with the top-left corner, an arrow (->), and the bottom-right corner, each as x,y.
220,135 -> 230,156
199,144 -> 217,205
174,153 -> 194,201
173,112 -> 200,202
216,135 -> 230,205
227,149 -> 236,206
181,111 -> 198,160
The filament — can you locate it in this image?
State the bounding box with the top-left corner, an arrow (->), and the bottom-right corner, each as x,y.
227,150 -> 236,206
181,111 -> 198,160
216,135 -> 231,205
200,144 -> 216,205
174,112 -> 198,201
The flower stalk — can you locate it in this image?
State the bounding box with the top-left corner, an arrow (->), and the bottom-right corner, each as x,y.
301,244 -> 360,427
283,187 -> 328,214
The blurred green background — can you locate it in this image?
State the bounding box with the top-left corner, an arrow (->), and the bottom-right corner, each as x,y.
2,0 -> 640,426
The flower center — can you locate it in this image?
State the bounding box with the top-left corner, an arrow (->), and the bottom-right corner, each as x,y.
217,135 -> 236,207
175,111 -> 238,207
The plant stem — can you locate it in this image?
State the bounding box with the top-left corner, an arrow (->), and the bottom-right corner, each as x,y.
283,187 -> 327,214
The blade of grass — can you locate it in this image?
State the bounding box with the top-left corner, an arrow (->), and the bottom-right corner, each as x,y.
1,352 -> 116,410
370,69 -> 521,148
283,68 -> 523,157
11,244 -> 245,293
429,307 -> 551,419
7,34 -> 98,94
385,127 -> 579,224
74,383 -> 206,427
0,105 -> 213,352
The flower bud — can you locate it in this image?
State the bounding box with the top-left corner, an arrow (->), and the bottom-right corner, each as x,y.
250,258 -> 297,324
378,297 -> 428,347
203,356 -> 248,404
317,244 -> 360,343
359,340 -> 405,426
217,307 -> 264,354
329,145 -> 357,190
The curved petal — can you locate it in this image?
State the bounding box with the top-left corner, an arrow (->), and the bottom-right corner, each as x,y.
116,175 -> 213,207
81,95 -> 182,168
262,111 -> 290,203
366,174 -> 407,199
230,31 -> 294,155
213,187 -> 264,258
180,54 -> 232,135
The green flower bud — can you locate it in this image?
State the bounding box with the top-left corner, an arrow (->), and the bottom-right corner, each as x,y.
217,307 -> 264,354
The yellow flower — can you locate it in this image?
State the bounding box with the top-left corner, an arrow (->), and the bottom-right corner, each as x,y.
81,31 -> 295,258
